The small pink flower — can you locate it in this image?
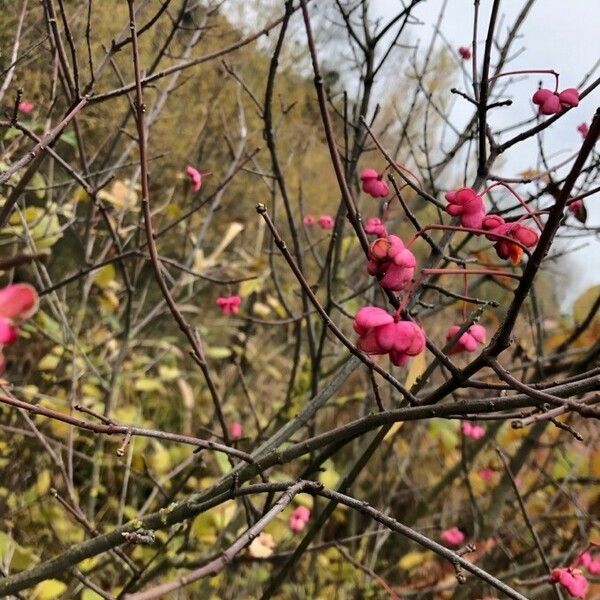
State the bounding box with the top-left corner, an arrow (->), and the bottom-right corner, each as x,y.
577,123 -> 589,138
361,168 -> 389,198
462,422 -> 486,440
289,505 -> 311,533
185,165 -> 202,193
216,295 -> 241,316
479,467 -> 495,481
444,188 -> 485,229
446,323 -> 486,354
364,217 -> 387,237
482,215 -> 538,265
18,101 -> 34,114
303,214 -> 317,227
0,284 -> 39,346
230,421 -> 243,439
367,235 -> 416,291
550,568 -> 588,598
441,527 -> 465,547
458,46 -> 471,60
318,215 -> 334,230
354,307 -> 426,367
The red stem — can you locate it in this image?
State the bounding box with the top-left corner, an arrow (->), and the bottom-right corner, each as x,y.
488,69 -> 559,92
406,224 -> 532,257
422,268 -> 521,280
482,182 -> 543,230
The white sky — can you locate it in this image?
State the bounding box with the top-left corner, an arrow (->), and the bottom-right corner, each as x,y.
372,0 -> 600,309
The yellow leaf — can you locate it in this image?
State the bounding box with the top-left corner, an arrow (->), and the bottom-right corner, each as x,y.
92,264 -> 116,288
404,350 -> 427,390
211,500 -> 236,529
191,512 -> 217,544
81,382 -> 101,401
398,550 -> 429,570
78,557 -> 98,573
319,467 -> 340,489
591,450 -> 600,478
206,347 -> 232,359
0,532 -> 40,571
205,222 -> 244,266
38,353 -> 61,371
9,205 -> 40,225
36,470 -> 51,496
32,579 -> 67,599
98,289 -> 119,311
134,378 -> 165,393
97,180 -> 137,209
149,442 -> 171,475
383,353 -> 428,441
214,451 -> 232,475
252,302 -> 271,317
114,405 -> 140,424
266,295 -> 287,318
158,365 -> 180,381
239,277 -> 262,297
30,172 -> 46,200
545,331 -> 569,351
71,186 -> 88,204
30,212 -> 63,251
38,398 -> 72,439
165,204 -> 182,219
21,385 -> 39,400
176,378 -> 194,410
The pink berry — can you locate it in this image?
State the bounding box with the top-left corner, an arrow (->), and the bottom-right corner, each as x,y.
185,165 -> 202,192
458,46 -> 471,60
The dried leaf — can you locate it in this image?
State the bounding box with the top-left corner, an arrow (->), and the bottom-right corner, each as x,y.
248,532 -> 275,558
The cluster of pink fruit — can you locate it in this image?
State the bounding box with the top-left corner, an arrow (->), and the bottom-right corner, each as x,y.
551,548 -> 600,598
303,214 -> 334,230
18,101 -> 34,114
532,87 -> 579,115
354,170 -> 505,368
461,421 -> 486,440
353,307 -> 426,367
440,527 -> 465,547
216,295 -> 241,316
0,284 -> 39,373
288,505 -> 311,533
444,187 -> 540,265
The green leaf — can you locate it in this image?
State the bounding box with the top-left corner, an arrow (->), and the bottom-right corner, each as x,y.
59,130 -> 77,148
206,347 -> 231,359
214,451 -> 231,475
3,127 -> 22,141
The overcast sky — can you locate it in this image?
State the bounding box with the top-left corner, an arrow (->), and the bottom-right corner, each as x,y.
371,0 -> 600,309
